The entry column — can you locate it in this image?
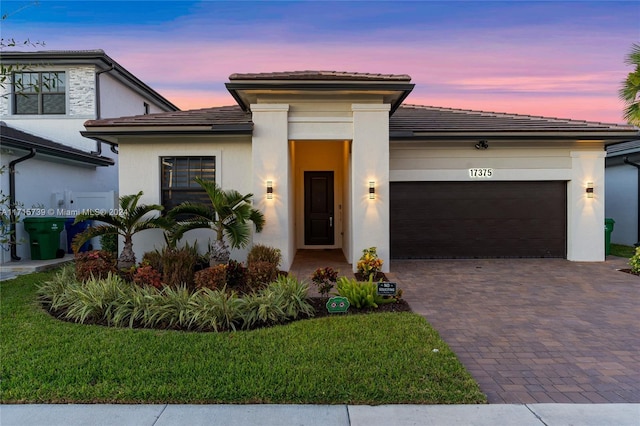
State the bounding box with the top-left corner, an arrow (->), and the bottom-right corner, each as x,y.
351,104 -> 391,272
250,104 -> 294,269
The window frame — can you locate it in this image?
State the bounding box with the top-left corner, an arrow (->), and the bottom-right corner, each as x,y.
160,156 -> 217,211
12,71 -> 67,115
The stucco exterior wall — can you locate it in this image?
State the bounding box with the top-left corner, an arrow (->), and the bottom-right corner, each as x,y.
606,163 -> 638,246
118,135 -> 252,261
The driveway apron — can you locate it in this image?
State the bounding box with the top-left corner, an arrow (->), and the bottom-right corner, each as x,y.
388,257 -> 640,404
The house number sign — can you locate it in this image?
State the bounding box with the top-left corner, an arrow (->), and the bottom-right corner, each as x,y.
469,168 -> 494,178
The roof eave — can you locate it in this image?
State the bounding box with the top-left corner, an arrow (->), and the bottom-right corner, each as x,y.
390,131 -> 639,141
225,81 -> 415,114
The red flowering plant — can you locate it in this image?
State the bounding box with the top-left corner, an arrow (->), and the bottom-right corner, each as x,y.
311,267 -> 339,297
132,263 -> 163,289
75,250 -> 117,282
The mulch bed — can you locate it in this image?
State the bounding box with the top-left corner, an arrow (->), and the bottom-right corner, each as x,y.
307,297 -> 412,319
619,268 -> 639,276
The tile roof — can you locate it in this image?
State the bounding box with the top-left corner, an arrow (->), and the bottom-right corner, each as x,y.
606,139 -> 640,156
390,104 -> 638,135
83,103 -> 638,142
229,70 -> 411,82
84,105 -> 251,128
0,122 -> 114,166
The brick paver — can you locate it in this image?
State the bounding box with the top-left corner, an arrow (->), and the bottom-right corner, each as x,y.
290,253 -> 639,403
388,257 -> 640,403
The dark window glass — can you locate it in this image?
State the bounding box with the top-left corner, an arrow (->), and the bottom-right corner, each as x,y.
13,72 -> 66,115
160,156 -> 216,210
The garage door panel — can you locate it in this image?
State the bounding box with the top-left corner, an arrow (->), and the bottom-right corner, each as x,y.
390,181 -> 567,258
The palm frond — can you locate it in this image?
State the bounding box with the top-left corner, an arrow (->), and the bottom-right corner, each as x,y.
71,225 -> 119,253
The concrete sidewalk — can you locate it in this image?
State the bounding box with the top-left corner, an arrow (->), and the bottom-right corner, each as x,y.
1,404 -> 639,426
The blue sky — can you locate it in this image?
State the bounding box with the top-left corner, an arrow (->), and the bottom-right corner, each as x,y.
2,1 -> 639,123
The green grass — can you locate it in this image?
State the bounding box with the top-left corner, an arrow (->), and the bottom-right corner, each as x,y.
611,244 -> 635,258
0,271 -> 486,404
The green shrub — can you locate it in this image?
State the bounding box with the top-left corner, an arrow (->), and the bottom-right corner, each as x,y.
269,275 -> 314,319
63,273 -> 129,325
190,288 -> 243,331
194,264 -> 227,290
630,246 -> 640,274
100,233 -> 118,255
241,289 -> 286,329
39,266 -> 312,332
247,244 -> 282,268
335,276 -> 396,309
74,250 -> 117,282
147,286 -> 196,329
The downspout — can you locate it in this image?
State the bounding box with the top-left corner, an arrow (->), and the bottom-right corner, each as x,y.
91,64 -> 115,155
623,156 -> 640,245
9,148 -> 36,260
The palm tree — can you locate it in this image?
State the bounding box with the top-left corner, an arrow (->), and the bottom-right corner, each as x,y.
620,43 -> 640,126
72,191 -> 171,269
167,177 -> 265,265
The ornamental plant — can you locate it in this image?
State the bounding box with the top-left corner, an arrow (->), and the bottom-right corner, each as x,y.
356,247 -> 383,280
74,250 -> 117,282
311,267 -> 338,297
630,246 -> 640,274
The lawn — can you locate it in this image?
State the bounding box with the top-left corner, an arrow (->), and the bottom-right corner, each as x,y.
611,244 -> 635,258
0,271 -> 486,404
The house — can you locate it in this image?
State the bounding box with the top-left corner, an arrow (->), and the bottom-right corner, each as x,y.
605,140 -> 640,246
0,50 -> 179,263
81,71 -> 639,272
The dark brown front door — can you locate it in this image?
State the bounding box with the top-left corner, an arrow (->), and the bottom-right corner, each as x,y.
304,171 -> 334,245
390,181 -> 567,259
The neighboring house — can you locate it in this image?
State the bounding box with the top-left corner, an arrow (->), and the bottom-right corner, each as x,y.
605,140 -> 640,246
82,71 -> 639,272
0,50 -> 179,263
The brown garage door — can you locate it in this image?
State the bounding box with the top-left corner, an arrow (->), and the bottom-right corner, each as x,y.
390,181 -> 566,258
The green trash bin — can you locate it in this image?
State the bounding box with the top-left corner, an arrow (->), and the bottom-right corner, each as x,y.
23,217 -> 66,260
604,218 -> 615,256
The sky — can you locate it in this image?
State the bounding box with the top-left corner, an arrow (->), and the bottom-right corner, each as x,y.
2,0 -> 639,124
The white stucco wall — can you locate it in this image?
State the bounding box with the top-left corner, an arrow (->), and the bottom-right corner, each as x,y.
605,163 -> 638,246
250,104 -> 295,270
118,136 -> 253,262
0,152 -> 117,262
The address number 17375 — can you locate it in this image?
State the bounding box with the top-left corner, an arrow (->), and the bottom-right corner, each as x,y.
469,168 -> 494,178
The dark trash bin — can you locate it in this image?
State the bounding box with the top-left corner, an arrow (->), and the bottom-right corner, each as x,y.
64,218 -> 92,254
604,218 -> 615,255
23,217 -> 66,260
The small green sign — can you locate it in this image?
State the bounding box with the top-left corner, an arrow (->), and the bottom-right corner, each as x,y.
326,296 -> 350,313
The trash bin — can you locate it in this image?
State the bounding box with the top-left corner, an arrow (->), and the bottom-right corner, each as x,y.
605,218 -> 615,256
23,217 -> 66,260
64,218 -> 92,254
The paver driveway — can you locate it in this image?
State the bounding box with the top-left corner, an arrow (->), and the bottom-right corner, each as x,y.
388,257 -> 640,403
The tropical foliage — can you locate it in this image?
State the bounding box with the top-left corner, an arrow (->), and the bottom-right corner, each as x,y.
71,191 -> 171,269
168,177 -> 265,265
620,43 -> 640,126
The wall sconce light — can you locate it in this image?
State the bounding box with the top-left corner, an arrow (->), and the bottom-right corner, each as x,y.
586,182 -> 594,198
475,140 -> 489,150
369,181 -> 376,200
266,181 -> 273,199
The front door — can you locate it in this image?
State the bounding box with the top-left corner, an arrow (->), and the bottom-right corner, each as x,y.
304,171 -> 334,245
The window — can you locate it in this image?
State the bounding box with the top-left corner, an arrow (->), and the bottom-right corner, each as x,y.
13,72 -> 66,115
144,102 -> 150,115
161,156 -> 216,210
